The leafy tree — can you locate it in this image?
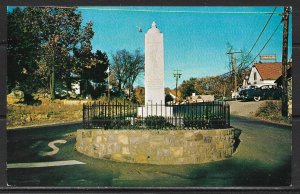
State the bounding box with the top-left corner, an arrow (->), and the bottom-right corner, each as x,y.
73,21 -> 95,97
179,77 -> 197,99
7,7 -> 97,101
7,7 -> 43,100
83,50 -> 110,98
38,8 -> 86,99
194,76 -> 228,97
179,76 -> 233,99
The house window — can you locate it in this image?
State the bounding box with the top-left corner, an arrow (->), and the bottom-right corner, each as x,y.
254,72 -> 257,81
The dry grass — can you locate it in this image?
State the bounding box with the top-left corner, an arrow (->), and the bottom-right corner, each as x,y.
255,100 -> 291,125
7,96 -> 132,129
7,99 -> 82,128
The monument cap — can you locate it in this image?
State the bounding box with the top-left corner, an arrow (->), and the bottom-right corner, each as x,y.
152,21 -> 157,27
147,21 -> 161,34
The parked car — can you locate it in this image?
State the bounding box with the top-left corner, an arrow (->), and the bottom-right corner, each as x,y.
239,84 -> 282,101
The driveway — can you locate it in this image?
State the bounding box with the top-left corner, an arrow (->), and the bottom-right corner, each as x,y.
7,116 -> 291,187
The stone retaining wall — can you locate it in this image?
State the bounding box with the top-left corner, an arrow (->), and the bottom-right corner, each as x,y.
75,128 -> 235,165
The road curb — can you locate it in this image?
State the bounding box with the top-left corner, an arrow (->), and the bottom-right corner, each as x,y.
231,115 -> 292,129
7,121 -> 82,131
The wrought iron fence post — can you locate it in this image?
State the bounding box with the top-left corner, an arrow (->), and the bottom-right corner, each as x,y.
228,103 -> 230,127
83,103 -> 85,128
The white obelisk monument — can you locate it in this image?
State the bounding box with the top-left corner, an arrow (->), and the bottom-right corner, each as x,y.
145,21 -> 165,105
138,21 -> 173,117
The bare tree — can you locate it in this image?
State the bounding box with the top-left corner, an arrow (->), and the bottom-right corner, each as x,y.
111,49 -> 144,99
225,42 -> 253,91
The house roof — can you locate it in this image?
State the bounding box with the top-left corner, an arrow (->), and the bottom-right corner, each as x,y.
254,62 -> 282,80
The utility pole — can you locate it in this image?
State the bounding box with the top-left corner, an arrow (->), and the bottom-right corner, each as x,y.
173,69 -> 182,102
281,6 -> 290,117
226,51 -> 241,99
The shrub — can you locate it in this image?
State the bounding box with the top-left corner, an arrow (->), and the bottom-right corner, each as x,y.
91,116 -> 131,129
255,100 -> 281,118
145,116 -> 167,129
111,118 -> 131,129
183,114 -> 226,129
183,116 -> 207,129
133,118 -> 144,127
255,100 -> 291,124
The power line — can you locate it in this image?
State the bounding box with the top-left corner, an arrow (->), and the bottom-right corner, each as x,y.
222,6 -> 277,77
222,19 -> 281,77
220,7 -> 280,78
247,20 -> 282,66
240,7 -> 277,65
221,18 -> 281,76
78,8 -> 282,15
39,6 -> 282,15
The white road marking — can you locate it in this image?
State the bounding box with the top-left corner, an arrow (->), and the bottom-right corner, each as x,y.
39,139 -> 67,156
7,160 -> 85,169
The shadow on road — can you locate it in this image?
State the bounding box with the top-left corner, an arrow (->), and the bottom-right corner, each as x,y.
233,128 -> 242,153
186,156 -> 291,187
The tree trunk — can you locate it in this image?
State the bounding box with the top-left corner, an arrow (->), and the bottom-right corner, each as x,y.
129,82 -> 134,101
50,64 -> 55,100
118,81 -> 122,94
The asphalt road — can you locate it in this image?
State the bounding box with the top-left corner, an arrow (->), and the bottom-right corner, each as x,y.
6,115 -> 292,187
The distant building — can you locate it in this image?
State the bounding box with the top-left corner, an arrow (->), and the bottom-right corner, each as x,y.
248,62 -> 283,86
244,61 -> 292,87
186,93 -> 214,103
168,92 -> 177,104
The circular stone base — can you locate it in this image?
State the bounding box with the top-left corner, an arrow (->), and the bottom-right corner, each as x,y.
75,128 -> 235,165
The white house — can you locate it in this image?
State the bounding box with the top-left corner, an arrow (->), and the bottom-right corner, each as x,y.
186,93 -> 214,103
247,62 -> 282,86
168,92 -> 177,104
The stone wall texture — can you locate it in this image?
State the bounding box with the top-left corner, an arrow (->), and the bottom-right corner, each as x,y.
75,128 -> 235,165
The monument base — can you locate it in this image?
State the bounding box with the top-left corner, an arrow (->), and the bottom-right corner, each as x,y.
137,105 -> 173,117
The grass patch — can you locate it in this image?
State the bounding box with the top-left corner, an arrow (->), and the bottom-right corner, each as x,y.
255,100 -> 291,125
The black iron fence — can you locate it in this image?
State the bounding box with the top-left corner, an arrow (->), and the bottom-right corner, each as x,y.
83,101 -> 230,130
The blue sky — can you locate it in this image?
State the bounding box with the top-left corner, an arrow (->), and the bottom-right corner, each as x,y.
78,6 -> 292,88
8,6 -> 293,89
